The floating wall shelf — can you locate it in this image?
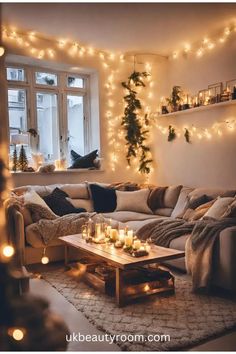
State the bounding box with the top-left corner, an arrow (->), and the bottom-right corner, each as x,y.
157,99 -> 236,118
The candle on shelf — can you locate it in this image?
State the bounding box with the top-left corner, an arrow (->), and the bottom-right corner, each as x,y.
110,228 -> 118,242
133,239 -> 141,250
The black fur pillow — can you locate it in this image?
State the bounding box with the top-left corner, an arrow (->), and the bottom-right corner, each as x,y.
89,184 -> 117,213
43,188 -> 86,216
69,150 -> 98,169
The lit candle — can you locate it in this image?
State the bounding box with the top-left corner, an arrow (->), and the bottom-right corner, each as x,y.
127,230 -> 133,238
145,243 -> 151,253
119,229 -> 125,243
133,239 -> 141,250
125,234 -> 133,247
106,225 -> 112,237
110,229 -> 118,241
95,223 -> 101,237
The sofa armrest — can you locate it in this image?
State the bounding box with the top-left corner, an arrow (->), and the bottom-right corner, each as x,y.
213,226 -> 236,291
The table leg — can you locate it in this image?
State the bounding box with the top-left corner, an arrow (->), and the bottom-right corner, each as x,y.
116,268 -> 124,307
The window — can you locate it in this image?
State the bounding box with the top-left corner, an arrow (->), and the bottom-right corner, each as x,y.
6,65 -> 91,166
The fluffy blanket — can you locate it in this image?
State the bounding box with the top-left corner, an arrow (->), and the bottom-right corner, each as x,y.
136,217 -> 236,292
186,217 -> 236,291
35,212 -> 96,245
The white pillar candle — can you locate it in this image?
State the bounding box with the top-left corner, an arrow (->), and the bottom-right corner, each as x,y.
127,230 -> 133,238
133,239 -> 141,250
106,225 -> 112,237
119,229 -> 125,243
125,235 -> 133,247
110,228 -> 118,241
95,223 -> 101,237
145,243 -> 151,253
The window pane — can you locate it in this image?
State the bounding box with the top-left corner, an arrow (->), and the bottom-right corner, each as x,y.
36,93 -> 59,161
67,76 -> 84,88
67,95 -> 84,157
35,72 -> 57,86
7,67 -> 25,81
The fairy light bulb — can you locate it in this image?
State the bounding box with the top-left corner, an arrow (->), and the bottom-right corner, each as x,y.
184,43 -> 191,53
2,245 -> 15,258
224,27 -> 230,36
203,37 -> 209,44
208,42 -> 215,50
196,48 -> 204,57
172,51 -> 178,59
0,46 -> 5,56
41,248 -> 49,264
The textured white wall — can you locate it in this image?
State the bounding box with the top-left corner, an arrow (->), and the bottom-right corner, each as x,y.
149,39 -> 236,188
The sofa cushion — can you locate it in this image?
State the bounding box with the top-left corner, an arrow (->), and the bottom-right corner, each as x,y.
43,188 -> 86,216
163,185 -> 183,208
116,189 -> 152,214
222,199 -> 236,218
182,199 -> 216,221
188,188 -> 235,200
89,184 -> 116,213
21,207 -> 33,226
60,183 -> 89,199
24,190 -> 53,211
154,208 -> 173,217
148,186 -> 167,211
177,194 -> 211,219
171,187 -> 194,218
66,198 -> 94,212
125,217 -> 167,233
101,211 -> 158,223
26,223 -> 63,248
169,234 -> 190,251
203,197 -> 235,220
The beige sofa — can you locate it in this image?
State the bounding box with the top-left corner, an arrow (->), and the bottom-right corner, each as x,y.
6,183 -> 236,292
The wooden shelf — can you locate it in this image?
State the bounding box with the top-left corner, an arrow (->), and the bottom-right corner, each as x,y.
10,169 -> 104,175
157,99 -> 236,118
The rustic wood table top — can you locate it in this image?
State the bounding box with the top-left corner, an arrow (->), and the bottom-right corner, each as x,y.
59,234 -> 185,270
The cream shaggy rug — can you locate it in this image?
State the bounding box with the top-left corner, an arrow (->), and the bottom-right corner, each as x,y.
42,268 -> 236,351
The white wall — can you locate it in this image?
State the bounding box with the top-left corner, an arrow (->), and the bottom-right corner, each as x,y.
149,38 -> 236,189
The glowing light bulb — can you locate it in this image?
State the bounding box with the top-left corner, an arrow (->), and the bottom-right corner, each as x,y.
58,39 -> 66,48
47,49 -> 54,58
203,37 -> 209,44
119,54 -> 124,62
41,256 -> 49,265
196,48 -> 204,57
12,329 -> 24,341
184,43 -> 191,53
219,37 -> 225,43
88,47 -> 94,55
207,42 -> 215,50
172,52 -> 178,59
2,245 -> 14,258
224,27 -> 230,36
109,53 -> 115,60
28,31 -> 36,41
0,46 -> 5,56
99,52 -> 105,60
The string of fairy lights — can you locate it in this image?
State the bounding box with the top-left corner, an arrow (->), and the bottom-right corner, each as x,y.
153,118 -> 236,141
1,23 -> 236,177
171,24 -> 236,60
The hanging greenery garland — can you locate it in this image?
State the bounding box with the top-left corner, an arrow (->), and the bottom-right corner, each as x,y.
121,71 -> 152,174
168,125 -> 176,141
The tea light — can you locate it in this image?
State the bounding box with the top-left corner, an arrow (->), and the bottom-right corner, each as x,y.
133,239 -> 141,250
125,234 -> 133,247
139,246 -> 145,251
145,243 -> 151,253
110,228 -> 118,241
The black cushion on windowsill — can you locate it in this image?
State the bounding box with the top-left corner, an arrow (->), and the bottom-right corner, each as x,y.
43,187 -> 86,216
69,149 -> 98,169
89,184 -> 117,213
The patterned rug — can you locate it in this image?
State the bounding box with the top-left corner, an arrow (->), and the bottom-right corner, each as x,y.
42,268 -> 236,351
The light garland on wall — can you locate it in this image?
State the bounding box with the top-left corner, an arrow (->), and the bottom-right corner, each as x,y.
171,23 -> 236,60
154,118 -> 236,141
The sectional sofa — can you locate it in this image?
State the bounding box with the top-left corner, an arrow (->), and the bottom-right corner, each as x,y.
6,182 -> 236,292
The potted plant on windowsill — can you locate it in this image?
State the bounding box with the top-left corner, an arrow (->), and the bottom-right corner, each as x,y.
167,86 -> 183,112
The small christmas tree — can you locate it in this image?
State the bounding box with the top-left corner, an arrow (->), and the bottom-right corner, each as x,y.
12,147 -> 18,172
18,145 -> 28,171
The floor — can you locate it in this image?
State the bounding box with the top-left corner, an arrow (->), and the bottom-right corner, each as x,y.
28,264 -> 236,352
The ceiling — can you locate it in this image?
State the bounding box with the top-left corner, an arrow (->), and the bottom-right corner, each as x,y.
2,3 -> 236,55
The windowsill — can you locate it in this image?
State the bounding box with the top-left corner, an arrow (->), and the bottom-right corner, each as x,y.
11,169 -> 105,175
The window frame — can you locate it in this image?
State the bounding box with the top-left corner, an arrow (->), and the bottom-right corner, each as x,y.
6,63 -> 91,162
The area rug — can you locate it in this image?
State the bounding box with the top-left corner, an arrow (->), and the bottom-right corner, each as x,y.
42,268 -> 236,351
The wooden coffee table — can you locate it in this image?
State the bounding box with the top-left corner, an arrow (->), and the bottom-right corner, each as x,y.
59,234 -> 185,307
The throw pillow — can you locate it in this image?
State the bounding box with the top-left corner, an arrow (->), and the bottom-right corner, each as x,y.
171,187 -> 194,218
163,185 -> 183,209
43,188 -> 86,216
24,190 -> 53,212
71,149 -> 81,162
177,194 -> 211,218
66,198 -> 94,212
221,199 -> 236,218
116,189 -> 152,214
148,186 -> 167,211
203,197 -> 235,220
89,184 -> 117,213
60,183 -> 89,199
69,149 -> 98,169
109,182 -> 140,191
